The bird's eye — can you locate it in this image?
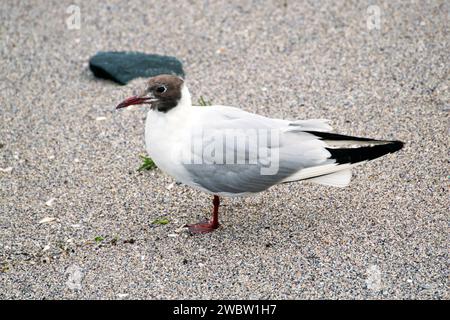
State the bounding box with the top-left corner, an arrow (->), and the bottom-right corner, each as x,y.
156,86 -> 167,93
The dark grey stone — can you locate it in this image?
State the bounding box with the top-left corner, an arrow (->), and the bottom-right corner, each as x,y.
89,51 -> 185,85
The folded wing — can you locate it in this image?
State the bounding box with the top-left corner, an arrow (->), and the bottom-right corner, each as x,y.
182,106 -> 403,194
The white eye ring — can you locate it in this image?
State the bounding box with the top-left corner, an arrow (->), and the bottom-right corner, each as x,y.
156,85 -> 167,93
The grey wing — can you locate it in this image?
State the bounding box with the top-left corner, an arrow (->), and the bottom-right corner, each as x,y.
181,108 -> 331,194
184,162 -> 299,194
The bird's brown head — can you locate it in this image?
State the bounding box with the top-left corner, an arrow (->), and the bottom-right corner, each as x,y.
116,74 -> 184,113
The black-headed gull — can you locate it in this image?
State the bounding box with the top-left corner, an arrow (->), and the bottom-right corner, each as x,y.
116,75 -> 403,233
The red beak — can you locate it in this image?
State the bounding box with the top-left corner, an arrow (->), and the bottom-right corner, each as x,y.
116,96 -> 151,109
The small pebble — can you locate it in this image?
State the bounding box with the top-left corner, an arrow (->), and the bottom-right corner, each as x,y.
45,198 -> 56,207
166,182 -> 175,190
0,167 -> 13,173
38,217 -> 57,224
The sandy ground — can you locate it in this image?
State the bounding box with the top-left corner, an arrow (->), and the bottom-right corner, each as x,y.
0,0 -> 448,299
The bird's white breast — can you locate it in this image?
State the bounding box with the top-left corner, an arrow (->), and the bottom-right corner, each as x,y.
145,111 -> 188,178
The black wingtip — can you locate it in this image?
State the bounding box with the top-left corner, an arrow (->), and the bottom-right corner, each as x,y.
303,130 -> 404,165
390,140 -> 405,152
326,140 -> 404,165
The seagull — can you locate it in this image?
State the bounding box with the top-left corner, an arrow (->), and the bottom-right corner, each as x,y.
116,75 -> 403,234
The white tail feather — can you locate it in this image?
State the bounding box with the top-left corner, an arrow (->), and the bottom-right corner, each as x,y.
308,169 -> 352,187
288,119 -> 333,132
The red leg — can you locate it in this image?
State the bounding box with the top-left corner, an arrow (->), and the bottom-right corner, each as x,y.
185,195 -> 220,234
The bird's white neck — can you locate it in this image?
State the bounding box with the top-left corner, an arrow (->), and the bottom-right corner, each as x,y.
177,84 -> 192,110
